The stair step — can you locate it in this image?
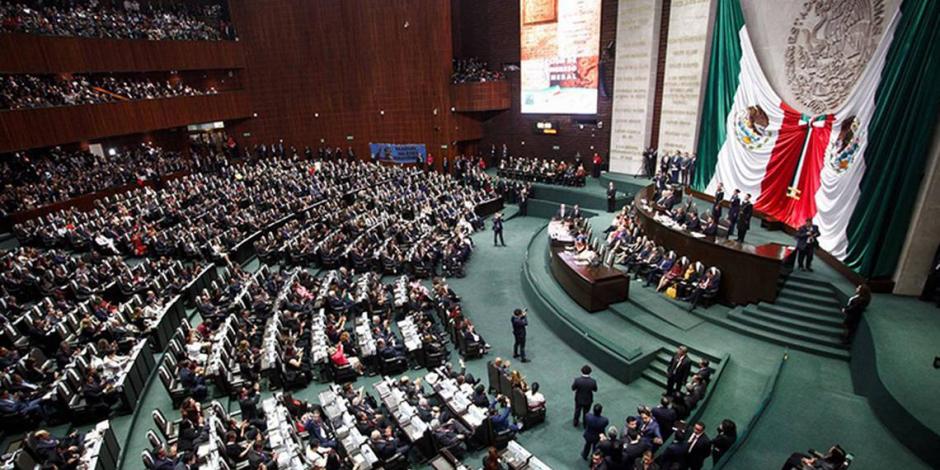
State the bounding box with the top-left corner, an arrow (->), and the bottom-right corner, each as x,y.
756,304 -> 843,328
781,280 -> 837,297
648,360 -> 669,376
743,308 -> 843,339
774,297 -> 842,317
641,370 -> 668,388
729,310 -> 847,347
777,290 -> 841,309
785,273 -> 840,288
716,314 -> 849,360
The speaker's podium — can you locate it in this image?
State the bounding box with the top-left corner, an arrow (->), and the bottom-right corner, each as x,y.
547,221 -> 629,312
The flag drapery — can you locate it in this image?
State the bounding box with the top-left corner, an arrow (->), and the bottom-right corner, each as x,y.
691,0 -> 940,278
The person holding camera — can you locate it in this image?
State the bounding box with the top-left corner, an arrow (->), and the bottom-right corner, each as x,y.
493,212 -> 506,247
511,308 -> 529,363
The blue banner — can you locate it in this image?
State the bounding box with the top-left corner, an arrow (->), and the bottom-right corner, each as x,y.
369,143 -> 426,164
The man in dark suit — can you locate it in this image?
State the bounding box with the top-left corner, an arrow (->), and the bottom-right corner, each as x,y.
702,216 -> 719,237
571,365 -> 598,427
711,419 -> 737,465
726,189 -> 741,237
492,213 -> 505,247
596,427 -> 623,468
696,359 -> 715,385
685,422 -> 712,470
247,440 -> 278,469
712,183 -> 725,221
651,396 -> 678,440
511,308 -> 529,363
736,194 -> 753,243
572,204 -> 583,219
607,183 -> 617,212
795,218 -> 820,271
582,404 -> 610,460
622,429 -> 651,468
665,347 -> 691,396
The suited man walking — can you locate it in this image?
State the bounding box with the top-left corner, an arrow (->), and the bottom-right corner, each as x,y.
511,308 -> 529,363
493,213 -> 506,247
736,194 -> 753,243
571,365 -> 598,427
685,422 -> 712,470
665,346 -> 691,396
581,404 -> 610,460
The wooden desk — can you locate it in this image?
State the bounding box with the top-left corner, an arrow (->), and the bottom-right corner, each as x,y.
634,186 -> 792,305
550,249 -> 629,312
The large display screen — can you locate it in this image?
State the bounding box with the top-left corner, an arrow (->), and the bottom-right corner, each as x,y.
520,0 -> 601,114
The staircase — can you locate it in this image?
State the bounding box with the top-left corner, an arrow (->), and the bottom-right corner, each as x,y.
723,275 -> 850,360
640,346 -> 723,389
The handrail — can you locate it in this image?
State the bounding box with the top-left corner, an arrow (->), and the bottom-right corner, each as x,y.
712,351 -> 789,469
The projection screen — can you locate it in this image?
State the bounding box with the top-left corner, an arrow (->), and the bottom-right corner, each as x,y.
520,0 -> 602,114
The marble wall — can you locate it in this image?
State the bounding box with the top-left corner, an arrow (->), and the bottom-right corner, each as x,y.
656,0 -> 715,154
609,0 -> 661,175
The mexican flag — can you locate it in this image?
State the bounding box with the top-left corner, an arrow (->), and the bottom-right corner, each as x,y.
694,0 -> 903,266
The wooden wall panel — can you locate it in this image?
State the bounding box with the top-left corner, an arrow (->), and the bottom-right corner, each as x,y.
228,0 -> 460,167
0,92 -> 251,152
455,0 -> 618,161
0,33 -> 245,73
451,81 -> 511,112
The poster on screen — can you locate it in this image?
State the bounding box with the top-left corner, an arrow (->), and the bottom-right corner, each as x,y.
520,0 -> 601,114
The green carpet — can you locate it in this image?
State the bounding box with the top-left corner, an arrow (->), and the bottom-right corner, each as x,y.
12,179 -> 931,470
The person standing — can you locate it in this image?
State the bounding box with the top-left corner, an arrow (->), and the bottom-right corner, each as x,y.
735,194 -> 753,243
582,404 -> 610,460
607,182 -> 617,213
426,152 -> 435,172
795,218 -> 820,271
511,308 -> 529,363
592,152 -> 603,178
665,346 -> 691,396
680,153 -> 694,187
711,419 -> 737,465
493,213 -> 505,247
685,422 -> 712,470
712,183 -> 724,221
518,187 -> 529,217
842,284 -> 871,344
572,365 -> 598,427
726,189 -> 741,238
